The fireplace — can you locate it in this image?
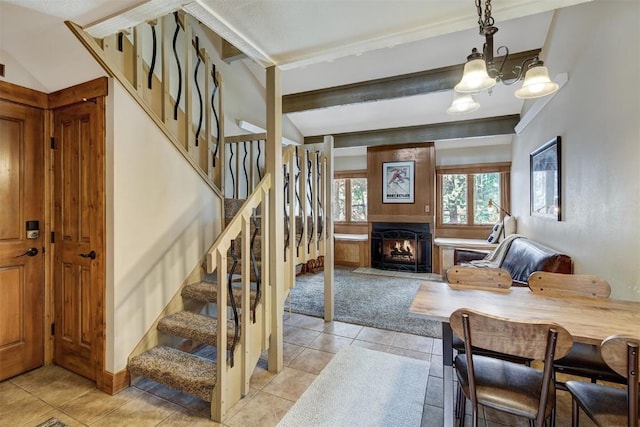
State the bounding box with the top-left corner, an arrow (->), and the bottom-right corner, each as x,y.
370,222 -> 432,273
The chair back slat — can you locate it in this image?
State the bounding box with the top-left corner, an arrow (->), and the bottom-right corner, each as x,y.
528,271 -> 611,298
601,335 -> 640,426
446,266 -> 512,290
449,308 -> 573,361
601,335 -> 640,383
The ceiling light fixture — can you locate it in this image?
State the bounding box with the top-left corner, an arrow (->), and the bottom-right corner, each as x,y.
446,92 -> 480,115
447,0 -> 559,114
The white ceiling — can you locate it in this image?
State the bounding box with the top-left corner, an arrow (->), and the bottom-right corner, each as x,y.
1,0 -> 592,154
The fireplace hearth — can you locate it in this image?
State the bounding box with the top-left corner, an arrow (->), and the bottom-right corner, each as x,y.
370,222 -> 431,273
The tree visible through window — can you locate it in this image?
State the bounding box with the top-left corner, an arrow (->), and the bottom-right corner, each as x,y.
333,173 -> 367,223
437,164 -> 510,228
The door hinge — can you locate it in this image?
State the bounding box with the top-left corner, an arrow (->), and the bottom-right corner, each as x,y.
51,323 -> 55,335
50,231 -> 55,243
50,137 -> 56,149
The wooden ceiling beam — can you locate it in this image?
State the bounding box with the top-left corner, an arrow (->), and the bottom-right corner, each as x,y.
283,49 -> 541,114
303,115 -> 520,148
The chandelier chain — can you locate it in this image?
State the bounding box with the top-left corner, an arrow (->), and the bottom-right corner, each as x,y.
476,0 -> 495,33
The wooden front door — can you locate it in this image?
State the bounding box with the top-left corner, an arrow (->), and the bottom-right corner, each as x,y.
53,96 -> 105,382
0,99 -> 45,381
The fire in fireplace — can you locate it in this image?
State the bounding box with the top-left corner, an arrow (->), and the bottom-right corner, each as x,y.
370,222 -> 431,273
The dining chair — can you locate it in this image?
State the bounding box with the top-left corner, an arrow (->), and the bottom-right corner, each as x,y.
450,308 -> 574,427
565,335 -> 639,427
528,271 -> 626,387
446,267 -> 531,365
446,266 -> 512,289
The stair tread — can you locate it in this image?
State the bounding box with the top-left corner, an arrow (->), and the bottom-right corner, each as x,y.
158,311 -> 237,349
182,281 -> 258,305
128,345 -> 216,402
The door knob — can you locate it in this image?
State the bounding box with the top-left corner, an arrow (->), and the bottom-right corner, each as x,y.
16,247 -> 39,257
79,250 -> 97,260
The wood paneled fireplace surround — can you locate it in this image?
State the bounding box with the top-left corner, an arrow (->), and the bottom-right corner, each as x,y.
365,143 -> 436,273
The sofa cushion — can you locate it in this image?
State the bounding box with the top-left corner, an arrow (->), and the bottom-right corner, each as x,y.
500,238 -> 572,285
502,215 -> 517,240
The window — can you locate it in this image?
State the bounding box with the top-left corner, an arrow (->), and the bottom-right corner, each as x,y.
437,163 -> 510,228
333,171 -> 367,223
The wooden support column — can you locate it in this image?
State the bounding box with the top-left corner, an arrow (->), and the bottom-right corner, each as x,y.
323,135 -> 334,321
266,65 -> 284,373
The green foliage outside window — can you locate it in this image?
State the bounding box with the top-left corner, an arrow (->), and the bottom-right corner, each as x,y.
441,172 -> 500,225
333,179 -> 346,222
333,176 -> 367,223
350,178 -> 367,222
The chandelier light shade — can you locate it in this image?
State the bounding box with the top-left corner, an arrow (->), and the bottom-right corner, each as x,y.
448,0 -> 560,114
454,50 -> 496,94
447,91 -> 481,114
514,64 -> 559,99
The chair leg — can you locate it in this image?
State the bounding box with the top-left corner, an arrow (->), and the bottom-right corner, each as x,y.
455,385 -> 462,420
457,392 -> 467,427
571,398 -> 579,427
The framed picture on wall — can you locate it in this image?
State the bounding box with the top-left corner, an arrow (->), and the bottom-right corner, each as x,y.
530,136 -> 561,220
383,161 -> 414,203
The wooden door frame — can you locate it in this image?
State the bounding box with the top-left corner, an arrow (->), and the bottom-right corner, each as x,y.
49,77 -> 109,392
0,78 -> 112,392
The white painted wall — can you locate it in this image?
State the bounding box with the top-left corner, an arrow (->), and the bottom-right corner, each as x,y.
511,0 -> 640,300
436,144 -> 512,166
106,81 -> 222,372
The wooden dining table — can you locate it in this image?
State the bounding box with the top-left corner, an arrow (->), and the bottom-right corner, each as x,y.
409,280 -> 640,427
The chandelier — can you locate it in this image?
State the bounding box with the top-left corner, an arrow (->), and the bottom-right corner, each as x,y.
447,0 -> 559,114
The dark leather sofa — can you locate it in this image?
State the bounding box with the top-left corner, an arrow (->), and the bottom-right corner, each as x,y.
453,236 -> 573,286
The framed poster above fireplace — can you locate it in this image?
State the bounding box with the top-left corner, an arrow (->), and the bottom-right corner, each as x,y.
382,160 -> 414,203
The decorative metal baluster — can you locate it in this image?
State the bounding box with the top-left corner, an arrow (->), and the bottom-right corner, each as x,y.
316,151 -> 324,249
193,36 -> 203,146
283,166 -> 290,261
211,65 -> 220,166
147,21 -> 157,89
243,141 -> 249,197
306,153 -> 315,253
294,148 -> 303,257
256,140 -> 263,181
172,12 -> 182,121
227,241 -> 239,367
228,144 -> 236,198
117,31 -> 124,52
250,208 -> 261,322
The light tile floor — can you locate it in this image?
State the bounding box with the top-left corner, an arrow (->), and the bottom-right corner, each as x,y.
0,313 -> 597,427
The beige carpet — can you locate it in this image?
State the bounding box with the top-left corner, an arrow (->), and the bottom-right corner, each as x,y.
277,346 -> 429,427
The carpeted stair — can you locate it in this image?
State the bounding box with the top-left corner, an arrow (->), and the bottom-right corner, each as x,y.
128,197 -> 263,404
128,345 -> 216,402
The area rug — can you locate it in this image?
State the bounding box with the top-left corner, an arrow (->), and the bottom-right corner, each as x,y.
278,346 -> 428,427
288,267 -> 442,337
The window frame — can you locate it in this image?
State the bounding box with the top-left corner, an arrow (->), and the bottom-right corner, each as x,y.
436,162 -> 511,231
333,170 -> 368,224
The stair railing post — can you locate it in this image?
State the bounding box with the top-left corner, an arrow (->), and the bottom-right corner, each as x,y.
266,66 -> 284,373
240,213 -> 251,395
212,247 -> 228,421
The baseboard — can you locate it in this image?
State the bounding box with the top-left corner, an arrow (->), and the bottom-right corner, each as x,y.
98,368 -> 130,395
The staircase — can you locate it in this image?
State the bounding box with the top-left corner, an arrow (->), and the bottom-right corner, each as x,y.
128,195 -> 263,407
68,8 -> 333,422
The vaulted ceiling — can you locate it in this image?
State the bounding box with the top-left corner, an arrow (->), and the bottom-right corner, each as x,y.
2,0 -> 592,152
